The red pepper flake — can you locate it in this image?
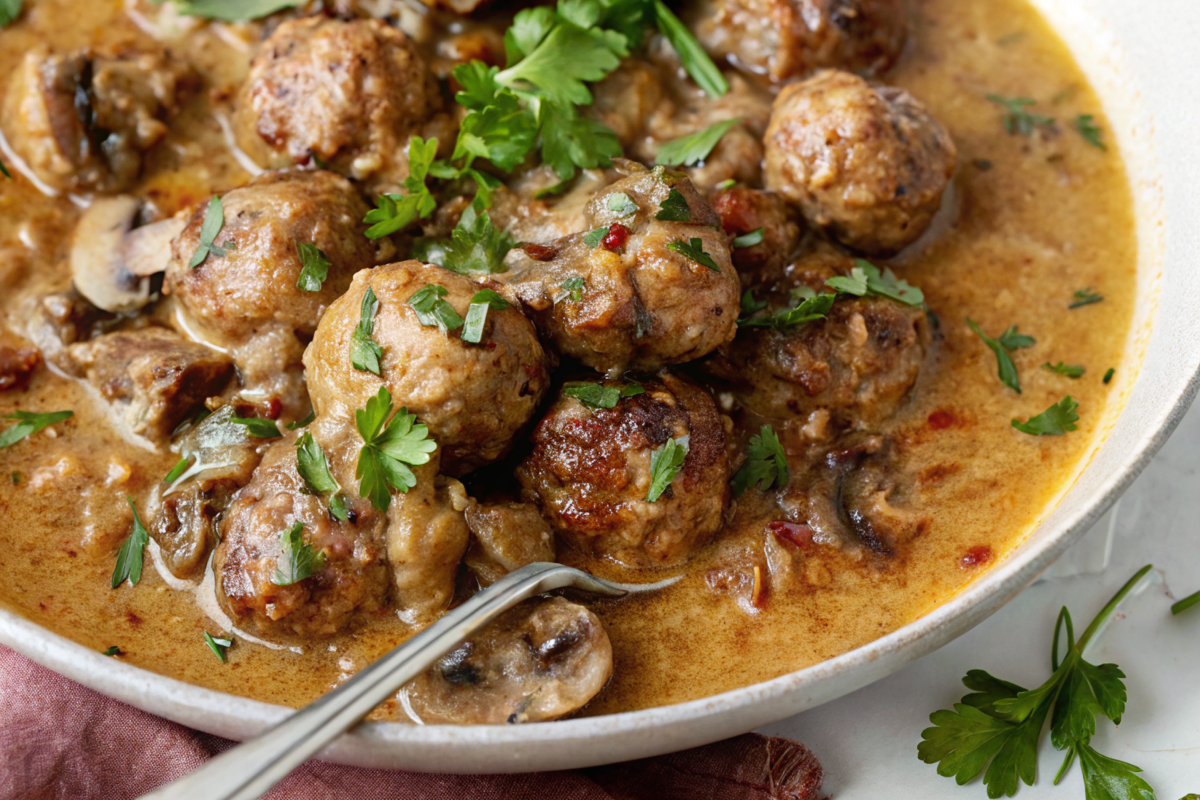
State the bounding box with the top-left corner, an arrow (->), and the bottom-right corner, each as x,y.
521,243 -> 558,262
960,545 -> 992,569
767,521 -> 814,550
602,223 -> 630,251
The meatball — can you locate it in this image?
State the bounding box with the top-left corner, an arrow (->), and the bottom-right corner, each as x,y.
764,70 -> 957,256
464,500 -> 557,587
706,250 -> 930,427
685,0 -> 907,83
507,163 -> 741,376
517,372 -> 731,568
215,435 -> 390,640
305,261 -> 551,475
234,17 -> 436,185
165,170 -> 380,419
402,597 -> 613,724
710,186 -> 803,287
1,47 -> 193,193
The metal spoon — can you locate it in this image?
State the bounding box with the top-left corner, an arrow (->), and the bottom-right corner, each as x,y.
137,562 -> 678,800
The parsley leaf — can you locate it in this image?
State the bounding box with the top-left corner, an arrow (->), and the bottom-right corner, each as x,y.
1103,368 -> 1115,385
355,386 -> 437,512
0,158 -> 10,179
363,137 -> 439,239
164,456 -> 191,485
986,94 -> 1056,136
563,381 -> 644,409
442,207 -> 515,276
656,188 -> 692,222
188,196 -> 225,268
461,289 -> 510,345
647,436 -> 688,502
1044,362 -> 1086,379
731,425 -> 789,496
0,410 -> 73,449
1012,396 -> 1079,435
111,497 -> 149,589
740,288 -> 768,315
408,284 -> 465,335
1074,115 -> 1107,150
1171,589 -> 1200,616
583,227 -> 608,248
826,260 -> 925,306
287,411 -> 315,431
608,192 -> 638,217
204,631 -> 233,663
451,77 -> 539,172
496,16 -> 622,107
0,0 -> 20,27
967,319 -> 1033,393
230,416 -> 282,439
667,238 -> 720,271
102,646 -> 122,657
555,276 -> 586,303
739,292 -> 836,330
272,521 -> 325,586
1070,288 -> 1104,309
1077,744 -> 1156,800
539,100 -> 623,181
651,0 -> 728,97
655,119 -> 740,167
156,0 -> 298,21
296,242 -> 331,292
350,286 -> 384,376
295,432 -> 349,522
733,227 -> 765,248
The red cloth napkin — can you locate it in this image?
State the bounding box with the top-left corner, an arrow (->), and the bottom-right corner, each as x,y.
0,645 -> 823,800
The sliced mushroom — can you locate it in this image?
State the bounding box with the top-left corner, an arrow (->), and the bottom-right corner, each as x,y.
122,216 -> 186,278
70,197 -> 182,312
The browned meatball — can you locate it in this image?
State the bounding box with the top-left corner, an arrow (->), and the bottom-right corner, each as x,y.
685,0 -> 907,82
215,435 -> 389,640
517,372 -> 731,567
234,17 -> 436,184
507,163 -> 740,376
764,71 -> 957,256
710,186 -> 803,287
402,597 -> 612,724
1,47 -> 193,193
304,262 -> 552,475
706,251 -> 930,427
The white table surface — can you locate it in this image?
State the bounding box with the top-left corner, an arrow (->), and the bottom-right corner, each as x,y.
761,403 -> 1200,798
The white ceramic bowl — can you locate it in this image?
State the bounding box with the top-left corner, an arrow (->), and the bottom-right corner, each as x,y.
3,0 -> 1200,774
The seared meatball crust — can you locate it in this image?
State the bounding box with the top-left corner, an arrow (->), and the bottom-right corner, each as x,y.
235,17 -> 437,185
517,372 -> 731,568
304,261 -> 552,475
508,163 -> 741,376
764,70 -> 957,256
686,0 -> 908,83
710,186 -> 804,288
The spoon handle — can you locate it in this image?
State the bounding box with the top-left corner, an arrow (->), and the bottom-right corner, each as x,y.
137,562 -> 608,800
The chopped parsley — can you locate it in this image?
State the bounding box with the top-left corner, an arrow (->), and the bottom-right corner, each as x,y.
111,498 -> 149,589
164,456 -> 191,484
0,158 -> 9,179
655,119 -> 740,167
204,632 -> 233,663
740,288 -> 768,315
655,189 -> 692,222
607,192 -> 638,217
646,436 -> 688,503
363,136 -> 439,239
1070,287 -> 1104,309
286,410 -> 316,431
1172,588 -> 1200,616
1073,114 -> 1106,150
1044,362 -> 1086,379
919,565 -> 1156,799
271,521 -> 325,586
583,227 -> 609,248
563,382 -> 645,409
986,94 -> 1055,136
296,242 -> 331,292
408,284 -> 464,335
732,228 -> 765,249
739,290 -> 836,331
0,0 -> 21,26
102,646 -> 122,657
461,289 -> 509,344
350,286 -> 384,375
1012,396 -> 1079,435
731,425 -> 789,496
230,416 -> 282,439
651,0 -> 728,97
188,196 -> 226,268
154,0 -> 298,21
441,207 -> 515,276
554,276 -> 586,304
826,260 -> 925,306
0,410 -> 73,449
355,387 -> 437,512
967,319 -> 1035,393
295,432 -> 350,522
715,178 -> 737,192
1103,368 -> 1115,385
667,238 -> 720,271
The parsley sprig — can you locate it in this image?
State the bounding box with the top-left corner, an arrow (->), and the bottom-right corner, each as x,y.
667,238 -> 720,271
656,119 -> 740,167
351,287 -> 384,376
731,425 -> 789,496
439,206 -> 515,276
919,565 -> 1157,800
355,387 -> 437,512
152,0 -> 298,21
563,381 -> 645,409
272,521 -> 325,586
111,498 -> 150,589
1013,396 -> 1079,436
986,94 -> 1055,136
0,410 -> 73,448
968,320 -> 1036,393
462,289 -> 509,344
0,0 -> 19,28
230,416 -> 282,439
826,260 -> 925,306
1044,362 -> 1085,379
363,137 -> 440,240
188,196 -> 225,268
739,288 -> 836,331
646,436 -> 688,502
204,632 -> 233,663
408,284 -> 464,335
295,432 -> 350,522
1073,115 -> 1106,150
1070,288 -> 1104,309
296,242 -> 331,292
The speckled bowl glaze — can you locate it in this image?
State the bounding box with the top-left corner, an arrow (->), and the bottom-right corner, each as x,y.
2,0 -> 1199,774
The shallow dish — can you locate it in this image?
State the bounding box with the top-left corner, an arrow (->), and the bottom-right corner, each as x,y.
2,0 -> 1199,774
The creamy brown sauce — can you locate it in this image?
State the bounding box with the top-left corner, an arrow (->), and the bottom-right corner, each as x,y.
0,0 -> 1135,720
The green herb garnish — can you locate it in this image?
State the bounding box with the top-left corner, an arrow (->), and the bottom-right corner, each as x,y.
350,286 -> 384,375
102,646 -> 122,657
230,416 -> 282,439
1103,368 -> 1115,385
739,291 -> 836,331
408,284 -> 464,336
204,632 -> 233,662
655,119 -> 740,167
0,410 -> 73,449
651,0 -> 728,97
441,207 -> 515,276
296,242 -> 331,292
295,432 -> 349,522
1070,288 -> 1104,309
607,192 -> 638,217
732,228 -> 765,249
286,411 -> 316,431
1172,588 -> 1200,616
563,382 -> 644,409
272,521 -> 325,586
1044,362 -> 1085,379
355,386 -> 437,512
111,498 -> 149,589
731,425 -> 789,496
919,565 -> 1157,799
967,319 -> 1035,393
0,0 -> 21,26
164,456 -> 192,484
363,136 -> 439,239
0,159 -> 9,179
986,94 -> 1055,136
583,227 -> 608,248
154,0 -> 298,22
1073,115 -> 1106,150
646,436 -> 688,502
1012,396 -> 1079,435
461,289 -> 509,344
740,288 -> 768,315
655,189 -> 692,222
667,238 -> 720,271
826,260 -> 925,306
554,276 -> 586,304
188,196 -> 225,268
